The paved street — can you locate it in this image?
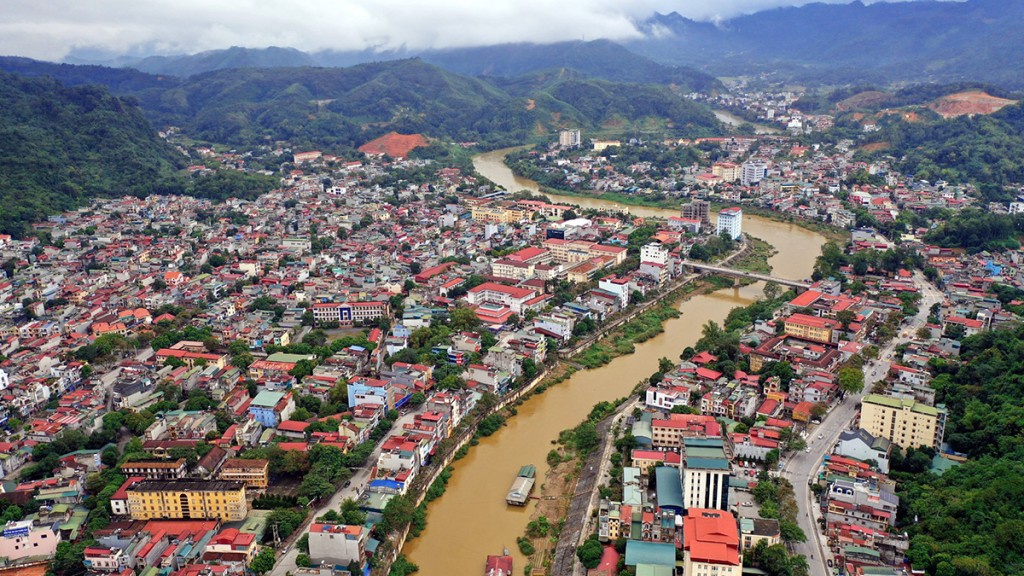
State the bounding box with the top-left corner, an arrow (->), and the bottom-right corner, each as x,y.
270,408 -> 421,576
781,272 -> 942,576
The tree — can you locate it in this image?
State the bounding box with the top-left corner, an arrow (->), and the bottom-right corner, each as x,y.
231,352 -> 254,370
810,403 -> 828,419
381,494 -> 417,533
658,357 -> 675,374
576,534 -> 604,569
763,281 -> 782,301
249,546 -> 277,575
340,498 -> 367,525
780,520 -> 807,543
836,309 -> 857,331
573,422 -> 600,454
409,392 -> 427,407
838,366 -> 865,394
689,243 -> 711,261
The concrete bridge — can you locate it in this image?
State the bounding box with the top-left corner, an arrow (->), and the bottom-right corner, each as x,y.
681,260 -> 812,291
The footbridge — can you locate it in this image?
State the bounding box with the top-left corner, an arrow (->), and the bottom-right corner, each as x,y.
682,260 -> 812,291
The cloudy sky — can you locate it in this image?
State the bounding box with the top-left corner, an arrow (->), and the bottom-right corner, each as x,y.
0,0 -> 928,61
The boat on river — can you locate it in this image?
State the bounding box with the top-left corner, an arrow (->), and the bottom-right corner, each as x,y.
506,464 -> 536,506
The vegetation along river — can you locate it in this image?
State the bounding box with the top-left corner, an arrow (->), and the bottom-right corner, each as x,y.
401,148 -> 825,574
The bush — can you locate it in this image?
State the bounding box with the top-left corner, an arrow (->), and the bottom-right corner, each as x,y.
517,536 -> 535,556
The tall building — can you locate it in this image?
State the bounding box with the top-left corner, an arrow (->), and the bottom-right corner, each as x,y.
683,509 -> 742,576
716,207 -> 743,240
558,129 -> 581,148
741,160 -> 769,186
681,438 -> 730,511
126,480 -> 248,521
860,394 -> 947,449
681,200 -> 711,228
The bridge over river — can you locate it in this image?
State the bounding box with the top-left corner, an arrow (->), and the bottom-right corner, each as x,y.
681,260 -> 812,291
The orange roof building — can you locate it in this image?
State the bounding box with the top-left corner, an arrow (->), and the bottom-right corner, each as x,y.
683,508 -> 741,574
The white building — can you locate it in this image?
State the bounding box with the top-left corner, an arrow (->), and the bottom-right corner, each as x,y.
716,207 -> 743,240
308,523 -> 367,568
741,160 -> 769,186
640,243 -> 669,266
558,129 -> 581,148
682,438 -> 731,511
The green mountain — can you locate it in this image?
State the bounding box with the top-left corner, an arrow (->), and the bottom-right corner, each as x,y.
131,46 -> 316,77
105,40 -> 722,93
0,71 -> 185,236
0,57 -> 723,149
632,0 -> 1024,88
411,40 -> 722,92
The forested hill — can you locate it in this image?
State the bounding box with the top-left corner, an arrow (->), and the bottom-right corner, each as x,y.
0,72 -> 185,237
894,325 -> 1024,575
82,41 -> 722,93
0,57 -> 723,149
632,0 -> 1024,88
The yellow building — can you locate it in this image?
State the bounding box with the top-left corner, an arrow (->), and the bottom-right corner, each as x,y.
127,480 -> 248,521
219,458 -> 270,489
470,204 -> 528,224
860,394 -> 946,449
783,313 -> 838,344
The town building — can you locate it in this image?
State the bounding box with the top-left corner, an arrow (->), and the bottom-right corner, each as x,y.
126,480 -> 248,521
681,438 -> 731,511
0,520 -> 61,562
308,523 -> 367,568
119,459 -> 188,480
681,200 -> 712,228
218,458 -> 270,489
558,129 -> 582,148
716,207 -> 743,240
860,394 -> 947,449
682,509 -> 742,576
248,390 -> 295,427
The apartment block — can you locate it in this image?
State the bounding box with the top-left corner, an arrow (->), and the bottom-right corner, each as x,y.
860,394 -> 946,449
126,480 -> 248,521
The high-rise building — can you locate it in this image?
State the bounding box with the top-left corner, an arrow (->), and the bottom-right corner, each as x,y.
681,200 -> 711,228
681,438 -> 730,511
741,160 -> 769,186
860,394 -> 947,449
558,129 -> 581,148
716,207 -> 743,240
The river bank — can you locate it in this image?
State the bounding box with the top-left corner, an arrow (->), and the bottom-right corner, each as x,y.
478,146 -> 848,245
401,150 -> 826,576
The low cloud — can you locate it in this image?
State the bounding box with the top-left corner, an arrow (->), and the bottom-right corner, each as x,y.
0,0 -> 927,61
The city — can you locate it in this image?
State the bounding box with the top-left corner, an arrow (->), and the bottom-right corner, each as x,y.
0,3 -> 1023,576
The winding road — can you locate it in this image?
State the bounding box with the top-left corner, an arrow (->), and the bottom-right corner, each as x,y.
780,271 -> 943,575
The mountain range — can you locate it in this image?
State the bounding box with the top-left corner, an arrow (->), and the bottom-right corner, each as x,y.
0,57 -> 723,151
62,0 -> 1024,90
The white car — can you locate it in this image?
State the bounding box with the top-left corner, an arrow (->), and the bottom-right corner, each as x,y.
804,447 -> 811,453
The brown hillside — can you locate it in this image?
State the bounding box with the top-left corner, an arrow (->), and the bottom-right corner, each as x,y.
836,91 -> 893,112
927,91 -> 1017,118
357,132 -> 428,158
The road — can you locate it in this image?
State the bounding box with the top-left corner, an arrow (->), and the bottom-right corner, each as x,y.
780,271 -> 942,576
270,408 -> 421,576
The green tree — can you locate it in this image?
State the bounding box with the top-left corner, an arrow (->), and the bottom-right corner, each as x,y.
249,546 -> 276,575
576,534 -> 604,569
838,366 -> 865,394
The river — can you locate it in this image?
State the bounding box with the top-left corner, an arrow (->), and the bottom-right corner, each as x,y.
713,109 -> 782,135
401,149 -> 824,574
